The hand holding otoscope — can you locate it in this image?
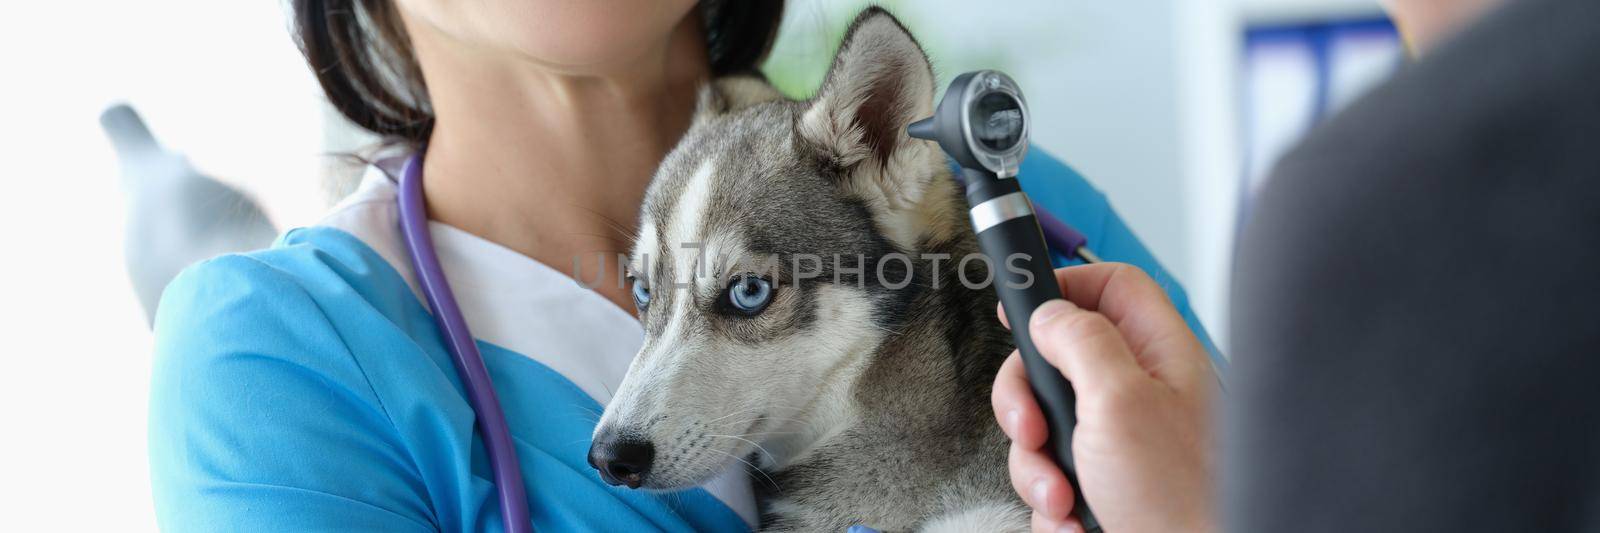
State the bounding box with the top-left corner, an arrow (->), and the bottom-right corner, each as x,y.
909,70 -> 1101,531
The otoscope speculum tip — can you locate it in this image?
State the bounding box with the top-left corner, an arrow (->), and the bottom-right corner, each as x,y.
907,117 -> 936,141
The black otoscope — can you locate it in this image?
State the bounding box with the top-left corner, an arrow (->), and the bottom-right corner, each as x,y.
909,70 -> 1099,531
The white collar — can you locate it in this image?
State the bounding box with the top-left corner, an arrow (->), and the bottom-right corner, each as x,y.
321,164 -> 643,405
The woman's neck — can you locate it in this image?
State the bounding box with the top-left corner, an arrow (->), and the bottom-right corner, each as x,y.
404,14 -> 709,311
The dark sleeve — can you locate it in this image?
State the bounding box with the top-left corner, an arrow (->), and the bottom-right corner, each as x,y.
1224,0 -> 1600,530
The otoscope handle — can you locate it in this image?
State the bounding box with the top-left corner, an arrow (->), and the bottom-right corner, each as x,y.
967,174 -> 1099,530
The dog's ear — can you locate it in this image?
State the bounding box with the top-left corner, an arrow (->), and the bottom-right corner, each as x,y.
798,8 -> 939,208
692,75 -> 784,125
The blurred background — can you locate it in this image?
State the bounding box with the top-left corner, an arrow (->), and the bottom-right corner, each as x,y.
0,0 -> 1400,529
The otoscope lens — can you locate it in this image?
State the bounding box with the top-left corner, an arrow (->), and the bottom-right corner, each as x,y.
971,92 -> 1024,152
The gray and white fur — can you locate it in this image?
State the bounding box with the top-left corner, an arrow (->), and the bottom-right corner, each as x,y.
592,8 -> 1027,531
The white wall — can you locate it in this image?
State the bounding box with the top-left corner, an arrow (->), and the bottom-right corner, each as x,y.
1,2 -> 331,530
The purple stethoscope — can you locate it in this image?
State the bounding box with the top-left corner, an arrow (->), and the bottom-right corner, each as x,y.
397,153 -> 534,533
394,143 -> 1097,532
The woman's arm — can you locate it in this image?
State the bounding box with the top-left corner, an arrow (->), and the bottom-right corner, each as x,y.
150,255 -> 436,532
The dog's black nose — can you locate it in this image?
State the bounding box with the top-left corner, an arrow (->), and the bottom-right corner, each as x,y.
587,436 -> 654,488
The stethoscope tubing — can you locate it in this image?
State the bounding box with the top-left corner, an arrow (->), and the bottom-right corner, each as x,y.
398,153 -> 535,533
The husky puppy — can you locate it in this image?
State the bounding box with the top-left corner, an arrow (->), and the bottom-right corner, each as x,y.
590,8 -> 1028,531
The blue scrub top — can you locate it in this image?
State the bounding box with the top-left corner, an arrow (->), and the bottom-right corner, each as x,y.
148,148 -> 1219,532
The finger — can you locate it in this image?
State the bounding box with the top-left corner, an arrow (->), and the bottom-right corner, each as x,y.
1053,263 -> 1212,391
992,351 -> 1048,448
997,301 -> 1010,330
1029,299 -> 1147,396
1010,440 -> 1075,521
1032,510 -> 1084,533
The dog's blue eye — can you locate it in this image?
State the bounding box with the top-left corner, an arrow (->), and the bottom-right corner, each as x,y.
631,279 -> 651,311
727,275 -> 773,315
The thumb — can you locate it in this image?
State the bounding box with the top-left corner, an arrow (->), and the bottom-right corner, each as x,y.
1029,299 -> 1147,396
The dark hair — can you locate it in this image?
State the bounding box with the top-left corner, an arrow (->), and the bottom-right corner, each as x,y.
292,0 -> 785,145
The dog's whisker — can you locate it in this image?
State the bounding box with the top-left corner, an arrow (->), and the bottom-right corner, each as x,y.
565,407 -> 602,426
867,321 -> 907,337
705,405 -> 766,425
705,433 -> 778,465
673,445 -> 735,481
704,447 -> 782,493
731,429 -> 805,438
713,412 -> 819,435
568,203 -> 639,242
714,417 -> 818,434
